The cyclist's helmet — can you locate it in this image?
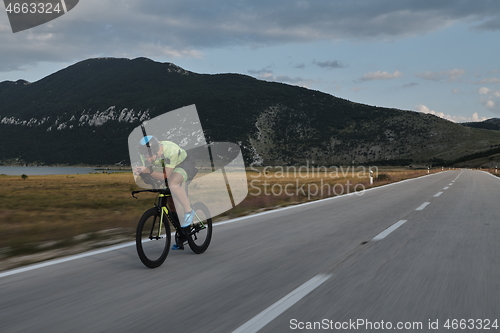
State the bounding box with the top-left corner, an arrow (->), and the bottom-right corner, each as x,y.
139,135 -> 160,157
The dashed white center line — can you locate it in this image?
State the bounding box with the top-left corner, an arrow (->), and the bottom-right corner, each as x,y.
434,192 -> 443,197
232,274 -> 332,333
448,183 -> 453,186
416,202 -> 430,211
372,220 -> 408,241
443,187 -> 449,190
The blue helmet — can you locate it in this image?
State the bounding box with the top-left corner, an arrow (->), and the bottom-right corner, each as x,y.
139,135 -> 160,157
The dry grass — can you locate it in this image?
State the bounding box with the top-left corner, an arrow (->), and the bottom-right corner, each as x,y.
0,166 -> 442,266
227,166 -> 441,217
0,173 -> 149,257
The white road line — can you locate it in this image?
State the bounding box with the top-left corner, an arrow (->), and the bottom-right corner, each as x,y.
0,242 -> 135,279
232,274 -> 332,333
448,183 -> 453,186
416,202 -> 430,211
372,220 -> 407,241
443,187 -> 449,190
484,171 -> 500,181
434,192 -> 443,197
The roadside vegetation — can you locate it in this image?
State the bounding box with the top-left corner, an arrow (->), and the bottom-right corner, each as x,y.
0,167 -> 442,270
486,167 -> 500,178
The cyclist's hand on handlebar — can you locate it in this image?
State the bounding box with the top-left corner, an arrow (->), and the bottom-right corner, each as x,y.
133,166 -> 149,175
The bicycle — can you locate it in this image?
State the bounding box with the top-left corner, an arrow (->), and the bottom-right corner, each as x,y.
131,185 -> 213,268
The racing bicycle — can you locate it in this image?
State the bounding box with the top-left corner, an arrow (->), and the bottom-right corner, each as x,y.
131,185 -> 212,268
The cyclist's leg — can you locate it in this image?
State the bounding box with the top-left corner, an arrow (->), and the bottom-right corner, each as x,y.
167,204 -> 186,250
168,171 -> 190,214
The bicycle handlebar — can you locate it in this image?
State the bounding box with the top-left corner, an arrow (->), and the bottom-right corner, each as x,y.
131,188 -> 171,199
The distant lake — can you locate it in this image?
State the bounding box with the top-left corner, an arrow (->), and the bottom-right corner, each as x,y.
0,166 -> 102,176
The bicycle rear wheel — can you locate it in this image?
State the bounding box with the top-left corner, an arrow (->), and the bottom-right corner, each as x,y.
136,207 -> 171,268
186,202 -> 212,254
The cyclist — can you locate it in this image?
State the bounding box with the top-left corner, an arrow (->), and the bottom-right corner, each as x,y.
134,135 -> 197,250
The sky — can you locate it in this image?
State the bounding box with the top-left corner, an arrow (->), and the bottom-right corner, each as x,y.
2,0 -> 500,122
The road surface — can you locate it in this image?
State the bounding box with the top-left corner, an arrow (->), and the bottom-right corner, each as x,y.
1,170 -> 499,332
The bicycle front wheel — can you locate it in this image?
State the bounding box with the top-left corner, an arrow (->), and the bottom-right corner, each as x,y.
186,202 -> 213,254
136,207 -> 171,268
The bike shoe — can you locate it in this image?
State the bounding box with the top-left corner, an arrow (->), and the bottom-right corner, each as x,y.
171,243 -> 184,250
181,225 -> 192,238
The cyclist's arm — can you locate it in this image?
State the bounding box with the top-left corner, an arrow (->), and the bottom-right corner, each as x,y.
133,165 -> 150,175
149,166 -> 173,181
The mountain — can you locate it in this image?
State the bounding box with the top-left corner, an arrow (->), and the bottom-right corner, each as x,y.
462,118 -> 500,131
2,57 -> 500,166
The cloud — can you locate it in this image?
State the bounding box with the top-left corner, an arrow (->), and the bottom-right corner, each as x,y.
485,100 -> 496,109
414,68 -> 465,82
478,87 -> 500,114
275,75 -> 308,84
313,60 -> 345,69
476,77 -> 500,84
350,86 -> 366,92
470,112 -> 488,122
294,63 -> 305,69
479,87 -> 491,94
403,82 -> 418,88
473,17 -> 500,31
2,0 -> 500,72
415,104 -> 488,122
360,70 -> 402,81
248,68 -> 313,86
248,67 -> 273,75
254,72 -> 274,80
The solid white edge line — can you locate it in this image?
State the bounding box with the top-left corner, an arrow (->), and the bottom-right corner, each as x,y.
0,242 -> 135,279
483,171 -> 500,181
416,202 -> 430,211
0,171 -> 448,278
372,220 -> 407,241
434,192 -> 443,197
232,274 -> 332,333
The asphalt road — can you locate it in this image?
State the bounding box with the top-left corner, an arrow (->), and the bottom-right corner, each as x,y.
1,170 -> 499,333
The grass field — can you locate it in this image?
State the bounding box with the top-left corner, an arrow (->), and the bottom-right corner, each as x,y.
0,166 -> 443,269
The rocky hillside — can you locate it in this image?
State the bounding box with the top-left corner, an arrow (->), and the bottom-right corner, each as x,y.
2,57 -> 500,166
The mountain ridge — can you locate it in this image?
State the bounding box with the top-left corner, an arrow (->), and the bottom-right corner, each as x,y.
1,57 -> 500,166
462,118 -> 500,131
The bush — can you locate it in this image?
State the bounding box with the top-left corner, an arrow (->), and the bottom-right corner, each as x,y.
376,173 -> 391,181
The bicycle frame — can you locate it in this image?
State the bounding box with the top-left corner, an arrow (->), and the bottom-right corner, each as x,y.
157,192 -> 206,237
132,188 -> 207,238
157,192 -> 177,233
